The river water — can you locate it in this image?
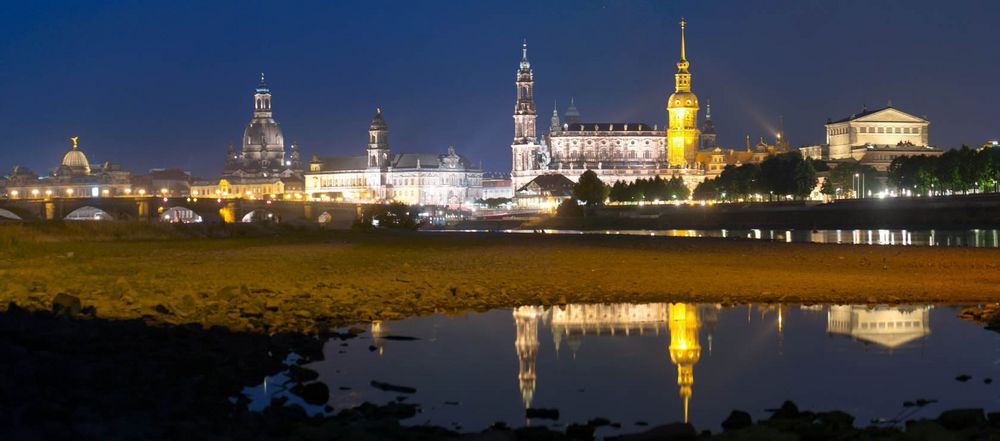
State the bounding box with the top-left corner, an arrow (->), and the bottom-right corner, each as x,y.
434,229 -> 1000,248
256,304 -> 1000,434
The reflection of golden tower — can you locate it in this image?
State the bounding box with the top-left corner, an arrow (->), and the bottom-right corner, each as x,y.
668,303 -> 701,423
666,19 -> 701,166
371,320 -> 386,356
513,306 -> 543,409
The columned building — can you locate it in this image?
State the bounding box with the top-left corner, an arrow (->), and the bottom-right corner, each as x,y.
510,21 -> 709,193
801,105 -> 943,171
304,109 -> 483,207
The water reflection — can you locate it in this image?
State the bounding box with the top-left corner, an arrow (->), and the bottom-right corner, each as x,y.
510,303 -> 935,426
827,305 -> 931,348
314,302 -> 997,432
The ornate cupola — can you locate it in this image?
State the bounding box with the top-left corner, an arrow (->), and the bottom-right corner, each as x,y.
666,19 -> 701,166
367,107 -> 390,170
253,72 -> 272,118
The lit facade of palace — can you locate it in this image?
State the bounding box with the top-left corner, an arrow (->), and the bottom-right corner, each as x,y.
800,105 -> 943,171
827,305 -> 931,348
304,109 -> 483,207
510,21 -> 709,192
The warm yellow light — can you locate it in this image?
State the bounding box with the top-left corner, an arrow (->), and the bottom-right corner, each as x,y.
102,189 -> 110,195
10,190 -> 18,197
138,189 -> 146,195
45,190 -> 53,196
160,188 -> 168,195
31,189 -> 40,196
125,188 -> 132,194
66,189 -> 74,196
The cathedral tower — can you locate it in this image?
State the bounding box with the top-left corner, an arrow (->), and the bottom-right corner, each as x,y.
511,41 -> 542,186
367,107 -> 390,170
666,19 -> 700,166
700,99 -> 717,150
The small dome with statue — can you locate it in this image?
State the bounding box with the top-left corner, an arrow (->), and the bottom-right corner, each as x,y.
61,136 -> 91,175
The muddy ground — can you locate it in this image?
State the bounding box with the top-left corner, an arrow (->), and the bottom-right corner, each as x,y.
1,223 -> 999,332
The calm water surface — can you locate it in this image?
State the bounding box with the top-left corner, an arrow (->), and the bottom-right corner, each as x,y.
436,229 -> 1000,248
266,304 -> 1000,433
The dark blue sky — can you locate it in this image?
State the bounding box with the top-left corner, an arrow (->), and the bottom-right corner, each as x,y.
2,1 -> 998,175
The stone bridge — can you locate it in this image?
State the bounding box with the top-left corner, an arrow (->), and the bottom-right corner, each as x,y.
0,197 -> 364,227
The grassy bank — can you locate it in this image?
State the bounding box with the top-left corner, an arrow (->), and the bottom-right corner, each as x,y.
2,222 -> 999,332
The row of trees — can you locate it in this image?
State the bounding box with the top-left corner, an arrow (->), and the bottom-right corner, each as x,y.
888,146 -> 1000,194
692,152 -> 819,201
608,176 -> 690,203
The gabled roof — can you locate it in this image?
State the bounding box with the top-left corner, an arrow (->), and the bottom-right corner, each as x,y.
830,106 -> 927,124
516,173 -> 574,196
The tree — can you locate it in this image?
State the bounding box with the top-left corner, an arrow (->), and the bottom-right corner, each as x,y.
666,175 -> 690,200
824,162 -> 879,198
573,170 -> 609,206
692,179 -> 718,200
556,198 -> 584,217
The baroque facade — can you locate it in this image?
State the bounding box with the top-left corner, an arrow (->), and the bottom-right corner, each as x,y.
304,109 -> 483,207
800,105 -> 943,171
195,75 -> 304,199
510,21 -> 708,192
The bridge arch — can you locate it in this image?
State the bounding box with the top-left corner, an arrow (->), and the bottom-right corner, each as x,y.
241,208 -> 280,223
0,208 -> 23,221
65,206 -> 114,221
159,206 -> 203,223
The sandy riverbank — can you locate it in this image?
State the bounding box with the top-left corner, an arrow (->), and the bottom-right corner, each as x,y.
1,223 -> 998,332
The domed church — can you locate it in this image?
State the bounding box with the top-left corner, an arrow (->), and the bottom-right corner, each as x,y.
223,74 -> 303,178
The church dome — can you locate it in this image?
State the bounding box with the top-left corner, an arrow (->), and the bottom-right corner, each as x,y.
667,92 -> 698,109
61,143 -> 91,175
243,119 -> 284,149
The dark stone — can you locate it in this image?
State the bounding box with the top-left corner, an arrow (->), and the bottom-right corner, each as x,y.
51,293 -> 81,316
287,365 -> 319,383
370,380 -> 416,394
936,408 -> 986,430
606,423 -> 696,440
767,401 -> 801,420
816,410 -> 854,430
566,423 -> 595,440
721,410 -> 752,431
526,407 -> 560,420
988,411 -> 1000,428
955,374 -> 972,382
291,382 -> 329,406
587,417 -> 612,427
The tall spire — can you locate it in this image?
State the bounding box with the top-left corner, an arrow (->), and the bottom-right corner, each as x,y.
520,39 -> 530,70
680,18 -> 687,62
706,99 -> 711,120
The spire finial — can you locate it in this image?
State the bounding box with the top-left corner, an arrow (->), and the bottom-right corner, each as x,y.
70,136 -> 79,149
887,99 -> 893,107
376,106 -> 381,115
680,18 -> 687,61
522,39 -> 528,61
260,72 -> 265,83
706,99 -> 711,120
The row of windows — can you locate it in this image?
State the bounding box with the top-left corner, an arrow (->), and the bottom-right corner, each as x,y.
860,126 -> 922,134
557,139 -> 658,146
557,150 -> 657,159
858,320 -> 922,329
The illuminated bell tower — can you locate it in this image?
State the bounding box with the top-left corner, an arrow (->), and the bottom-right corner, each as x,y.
511,40 -> 541,188
668,303 -> 702,423
666,19 -> 701,166
366,107 -> 390,200
513,306 -> 542,409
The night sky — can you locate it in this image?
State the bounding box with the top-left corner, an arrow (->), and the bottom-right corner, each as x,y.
2,0 -> 998,176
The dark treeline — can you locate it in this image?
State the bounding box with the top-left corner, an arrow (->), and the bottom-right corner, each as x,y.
693,151 -> 818,201
888,146 -> 1000,195
608,175 -> 690,203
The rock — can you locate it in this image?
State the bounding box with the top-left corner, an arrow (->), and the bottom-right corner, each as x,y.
988,411 -> 1000,428
565,423 -> 594,440
606,423 -> 696,440
287,365 -> 319,383
955,374 -> 972,382
525,407 -> 559,420
290,382 -> 329,406
936,408 -> 986,430
52,293 -> 81,316
722,410 -> 752,431
370,380 -> 416,394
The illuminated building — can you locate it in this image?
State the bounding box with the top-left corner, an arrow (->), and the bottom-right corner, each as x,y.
509,22 -> 709,194
666,19 -> 700,166
800,105 -> 943,171
513,306 -> 543,409
195,74 -> 304,198
304,108 -> 483,207
4,137 -> 133,200
827,305 -> 931,348
668,303 -> 701,423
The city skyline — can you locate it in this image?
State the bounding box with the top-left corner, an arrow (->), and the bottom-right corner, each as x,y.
3,1 -> 999,176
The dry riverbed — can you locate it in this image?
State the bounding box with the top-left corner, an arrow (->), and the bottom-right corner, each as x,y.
1,223 -> 999,333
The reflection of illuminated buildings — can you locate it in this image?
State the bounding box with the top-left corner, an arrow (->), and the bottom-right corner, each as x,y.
668,304 -> 702,423
513,306 -> 543,409
550,303 -> 668,356
371,320 -> 386,356
514,303 -> 705,422
827,305 -> 931,348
